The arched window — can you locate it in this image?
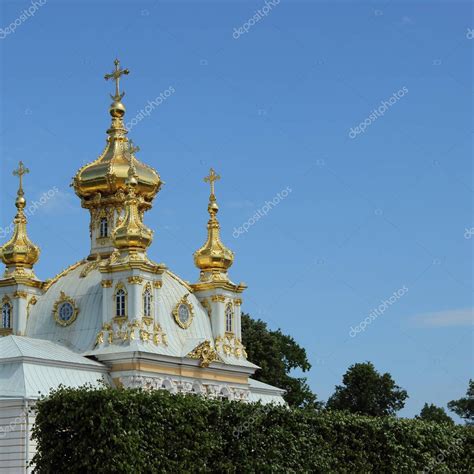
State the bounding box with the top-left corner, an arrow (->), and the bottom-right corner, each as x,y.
143,286 -> 152,318
99,217 -> 108,238
2,303 -> 11,329
115,288 -> 126,318
225,303 -> 233,333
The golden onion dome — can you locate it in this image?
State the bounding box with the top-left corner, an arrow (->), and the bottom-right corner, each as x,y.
112,160 -> 154,252
72,59 -> 162,204
1,162 -> 40,276
194,169 -> 234,278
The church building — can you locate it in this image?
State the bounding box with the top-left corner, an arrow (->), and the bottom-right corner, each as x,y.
0,60 -> 284,471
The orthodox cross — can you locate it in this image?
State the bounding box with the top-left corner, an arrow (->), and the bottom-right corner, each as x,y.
13,161 -> 29,194
104,59 -> 130,100
129,139 -> 140,155
204,168 -> 220,196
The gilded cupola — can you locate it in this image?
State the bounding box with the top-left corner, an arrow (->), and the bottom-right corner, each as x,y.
72,59 -> 162,206
1,161 -> 40,278
194,169 -> 234,281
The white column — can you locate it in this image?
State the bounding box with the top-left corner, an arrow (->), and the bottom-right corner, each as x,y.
102,282 -> 112,324
234,300 -> 242,339
13,292 -> 28,335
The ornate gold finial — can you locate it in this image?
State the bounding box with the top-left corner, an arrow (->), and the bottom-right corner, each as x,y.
1,162 -> 40,278
193,168 -> 234,281
104,58 -> 130,101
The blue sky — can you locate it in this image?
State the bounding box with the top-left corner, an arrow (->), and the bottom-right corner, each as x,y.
0,0 -> 472,419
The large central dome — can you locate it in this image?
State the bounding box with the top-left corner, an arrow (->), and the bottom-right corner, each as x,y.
73,104 -> 161,202
72,59 -> 161,204
73,136 -> 161,202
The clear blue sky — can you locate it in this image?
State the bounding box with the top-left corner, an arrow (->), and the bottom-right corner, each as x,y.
0,0 -> 472,419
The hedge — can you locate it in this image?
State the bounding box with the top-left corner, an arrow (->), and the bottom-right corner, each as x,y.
31,386 -> 473,473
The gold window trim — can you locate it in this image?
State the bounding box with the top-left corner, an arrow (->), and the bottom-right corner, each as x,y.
113,282 -> 128,320
225,302 -> 234,334
1,296 -> 13,331
142,282 -> 153,324
172,294 -> 194,329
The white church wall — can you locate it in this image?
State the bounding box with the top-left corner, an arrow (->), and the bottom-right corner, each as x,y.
0,398 -> 35,473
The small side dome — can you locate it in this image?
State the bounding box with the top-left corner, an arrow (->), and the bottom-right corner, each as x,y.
193,169 -> 234,279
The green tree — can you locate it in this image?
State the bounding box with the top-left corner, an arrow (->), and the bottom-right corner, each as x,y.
326,361 -> 408,416
415,403 -> 454,425
448,379 -> 474,425
241,313 -> 319,408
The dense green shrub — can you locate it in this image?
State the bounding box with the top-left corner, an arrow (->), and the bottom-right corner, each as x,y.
31,386 -> 473,473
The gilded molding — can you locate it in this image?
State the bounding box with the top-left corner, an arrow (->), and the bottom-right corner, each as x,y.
233,298 -> 242,306
2,295 -> 11,305
13,291 -> 27,299
191,281 -> 246,293
101,279 -> 113,288
153,280 -> 162,288
95,318 -> 168,347
127,276 -> 144,285
211,295 -> 226,303
43,260 -> 85,291
187,340 -> 221,368
80,255 -> 101,278
215,335 -> 247,359
166,270 -> 192,291
27,295 -> 37,319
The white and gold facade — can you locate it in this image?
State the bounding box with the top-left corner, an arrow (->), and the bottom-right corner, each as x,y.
0,61 -> 285,414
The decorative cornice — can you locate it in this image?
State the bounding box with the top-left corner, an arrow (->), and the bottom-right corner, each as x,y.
99,259 -> 165,275
191,281 -> 247,294
0,276 -> 42,289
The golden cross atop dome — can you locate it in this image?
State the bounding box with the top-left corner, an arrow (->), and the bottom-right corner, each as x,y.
104,58 -> 130,101
13,161 -> 29,194
204,168 -> 220,196
129,139 -> 140,155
